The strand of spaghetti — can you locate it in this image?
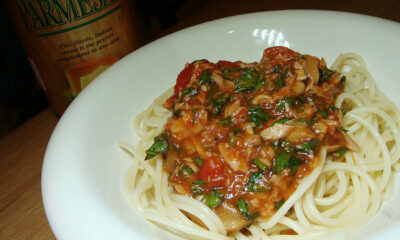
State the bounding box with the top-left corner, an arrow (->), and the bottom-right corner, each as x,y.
143,212 -> 231,240
323,161 -> 381,216
133,171 -> 153,211
293,199 -> 312,232
345,113 -> 391,190
278,217 -> 305,234
350,106 -> 400,163
313,174 -> 325,199
319,188 -> 355,218
154,154 -> 166,217
171,194 -> 227,234
160,174 -> 198,227
314,171 -> 347,206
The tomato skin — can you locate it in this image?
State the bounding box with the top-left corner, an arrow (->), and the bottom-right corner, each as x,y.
198,158 -> 226,189
262,46 -> 299,64
217,60 -> 240,69
165,63 -> 195,107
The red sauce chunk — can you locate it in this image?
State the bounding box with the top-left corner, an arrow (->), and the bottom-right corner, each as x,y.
146,47 -> 353,233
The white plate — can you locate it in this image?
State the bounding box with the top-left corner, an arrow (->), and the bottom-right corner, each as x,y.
42,10 -> 400,240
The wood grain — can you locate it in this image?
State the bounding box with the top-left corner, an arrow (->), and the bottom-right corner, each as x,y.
0,108 -> 57,239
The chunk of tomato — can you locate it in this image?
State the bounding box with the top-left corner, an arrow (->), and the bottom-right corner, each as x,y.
217,60 -> 240,69
262,46 -> 299,65
198,158 -> 226,188
165,63 -> 195,107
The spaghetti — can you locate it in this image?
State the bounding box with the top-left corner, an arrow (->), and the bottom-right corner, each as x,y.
120,48 -> 400,239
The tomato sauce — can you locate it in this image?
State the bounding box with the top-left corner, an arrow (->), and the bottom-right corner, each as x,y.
146,47 -> 352,232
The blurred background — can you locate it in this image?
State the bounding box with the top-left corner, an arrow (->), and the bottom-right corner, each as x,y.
1,0 -> 399,138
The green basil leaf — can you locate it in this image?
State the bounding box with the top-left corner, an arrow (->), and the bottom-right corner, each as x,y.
252,158 -> 266,171
275,197 -> 285,210
295,138 -> 319,153
234,69 -> 263,92
145,133 -> 168,160
248,106 -> 270,127
212,93 -> 231,116
205,190 -> 223,209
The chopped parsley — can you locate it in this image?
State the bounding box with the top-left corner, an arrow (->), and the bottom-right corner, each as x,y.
199,70 -> 212,84
145,133 -> 168,160
272,118 -> 291,126
180,87 -> 198,100
205,190 -> 223,209
275,197 -> 285,210
237,198 -> 259,221
195,157 -> 203,166
319,109 -> 328,118
217,117 -> 232,126
211,93 -> 231,116
190,180 -> 205,195
252,158 -> 266,171
295,138 -> 319,154
248,106 -> 271,127
335,147 -> 348,157
319,67 -> 335,83
274,152 -> 302,175
234,69 -> 263,92
275,97 -> 293,111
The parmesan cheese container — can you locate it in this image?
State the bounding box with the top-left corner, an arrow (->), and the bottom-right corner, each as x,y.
5,0 -> 140,116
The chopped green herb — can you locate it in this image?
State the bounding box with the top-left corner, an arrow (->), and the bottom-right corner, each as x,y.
274,68 -> 288,89
247,172 -> 270,192
275,197 -> 285,210
274,77 -> 284,89
237,198 -> 248,217
217,117 -> 232,126
179,163 -> 193,177
274,152 -> 302,175
339,126 -> 349,132
211,93 -> 231,116
271,138 -> 293,153
172,109 -> 181,118
295,138 -> 319,153
252,158 -> 266,171
145,133 -> 168,160
272,118 -> 290,126
248,106 -> 271,127
233,127 -> 242,135
271,64 -> 282,73
336,147 -> 348,157
205,190 -> 223,209
237,198 -> 259,221
275,97 -> 293,111
191,180 -> 205,194
272,140 -> 280,152
180,87 -> 198,100
195,157 -> 203,166
341,108 -> 348,116
199,70 -> 212,84
329,104 -> 338,112
274,152 -> 290,174
192,109 -> 198,123
319,67 -> 335,83
234,69 -> 263,92
281,138 -> 293,152
319,109 -> 328,118
339,76 -> 346,90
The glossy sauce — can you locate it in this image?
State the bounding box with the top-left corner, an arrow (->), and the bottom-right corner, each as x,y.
148,47 -> 352,232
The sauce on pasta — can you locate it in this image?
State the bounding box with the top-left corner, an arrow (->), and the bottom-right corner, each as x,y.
144,47 -> 359,232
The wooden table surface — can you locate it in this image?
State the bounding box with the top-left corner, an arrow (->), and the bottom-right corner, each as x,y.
0,1 -> 398,239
